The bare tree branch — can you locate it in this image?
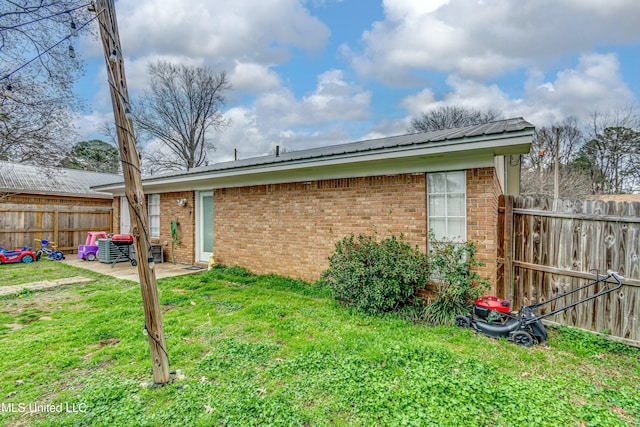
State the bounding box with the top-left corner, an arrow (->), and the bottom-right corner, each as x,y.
409,106 -> 502,133
133,61 -> 230,172
1,0 -> 93,165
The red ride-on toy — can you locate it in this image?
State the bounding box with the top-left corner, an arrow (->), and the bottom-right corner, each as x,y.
0,246 -> 38,264
78,231 -> 108,261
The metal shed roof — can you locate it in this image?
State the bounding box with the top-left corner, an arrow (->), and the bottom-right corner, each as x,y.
0,162 -> 121,198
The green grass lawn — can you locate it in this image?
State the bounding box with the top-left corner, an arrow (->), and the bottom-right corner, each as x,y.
0,261 -> 638,426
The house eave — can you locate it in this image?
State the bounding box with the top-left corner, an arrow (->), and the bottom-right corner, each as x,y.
95,130 -> 532,195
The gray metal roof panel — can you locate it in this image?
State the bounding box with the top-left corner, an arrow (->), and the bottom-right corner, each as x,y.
0,162 -> 121,197
103,117 -> 533,186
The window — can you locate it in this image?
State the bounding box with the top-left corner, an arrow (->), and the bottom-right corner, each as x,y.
428,171 -> 466,242
148,194 -> 160,238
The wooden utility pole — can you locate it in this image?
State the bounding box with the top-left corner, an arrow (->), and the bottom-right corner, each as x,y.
554,127 -> 560,199
94,0 -> 170,384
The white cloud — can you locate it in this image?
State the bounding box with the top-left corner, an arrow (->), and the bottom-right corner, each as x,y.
249,69 -> 370,129
75,0 -> 639,159
230,62 -> 281,94
72,110 -> 115,142
397,52 -> 636,130
299,70 -> 371,123
351,0 -> 640,83
400,88 -> 435,115
211,69 -> 371,158
523,53 -> 635,124
116,0 -> 330,67
213,105 -> 354,162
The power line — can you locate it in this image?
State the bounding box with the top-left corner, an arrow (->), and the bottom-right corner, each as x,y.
0,2 -> 91,33
1,8 -> 96,82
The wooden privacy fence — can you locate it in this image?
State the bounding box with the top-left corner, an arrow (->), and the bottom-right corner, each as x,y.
0,204 -> 113,253
497,195 -> 640,346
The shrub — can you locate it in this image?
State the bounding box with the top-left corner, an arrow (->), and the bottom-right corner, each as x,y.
321,234 -> 429,314
424,233 -> 489,325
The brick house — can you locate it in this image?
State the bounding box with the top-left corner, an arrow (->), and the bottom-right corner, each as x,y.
95,118 -> 534,283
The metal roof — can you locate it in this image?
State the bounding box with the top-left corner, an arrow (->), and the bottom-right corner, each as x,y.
93,117 -> 534,192
143,117 -> 533,181
0,162 -> 121,198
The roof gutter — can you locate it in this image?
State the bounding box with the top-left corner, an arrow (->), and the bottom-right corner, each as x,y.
94,129 -> 533,193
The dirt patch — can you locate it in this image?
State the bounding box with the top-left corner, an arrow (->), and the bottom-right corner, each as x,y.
224,281 -> 249,288
0,276 -> 94,297
86,337 -> 120,351
162,304 -> 178,312
98,337 -> 120,347
1,292 -> 83,316
83,338 -> 120,362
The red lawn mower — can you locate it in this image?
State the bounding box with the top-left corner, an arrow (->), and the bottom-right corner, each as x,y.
455,271 -> 624,347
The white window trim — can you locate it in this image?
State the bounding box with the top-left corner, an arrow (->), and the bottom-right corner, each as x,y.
427,171 -> 467,243
148,194 -> 161,238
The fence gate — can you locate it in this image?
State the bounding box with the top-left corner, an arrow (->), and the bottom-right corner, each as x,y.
497,195 -> 640,346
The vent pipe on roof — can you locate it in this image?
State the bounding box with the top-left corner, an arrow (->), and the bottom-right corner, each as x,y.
275,145 -> 280,157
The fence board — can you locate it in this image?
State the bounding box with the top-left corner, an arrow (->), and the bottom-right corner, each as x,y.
499,195 -> 640,346
0,205 -> 112,253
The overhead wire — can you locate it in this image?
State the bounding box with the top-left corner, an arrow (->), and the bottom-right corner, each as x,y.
1,12 -> 97,81
0,2 -> 91,33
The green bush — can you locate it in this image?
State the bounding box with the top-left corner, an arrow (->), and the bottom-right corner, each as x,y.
424,233 -> 489,325
321,234 -> 429,314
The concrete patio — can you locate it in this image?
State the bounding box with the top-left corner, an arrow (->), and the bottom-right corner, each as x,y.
62,257 -> 207,281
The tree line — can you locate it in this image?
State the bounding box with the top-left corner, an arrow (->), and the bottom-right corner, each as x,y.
410,106 -> 640,197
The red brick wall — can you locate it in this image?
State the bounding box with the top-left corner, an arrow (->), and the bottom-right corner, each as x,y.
152,191 -> 196,264
109,167 -> 502,281
465,167 -> 502,283
111,192 -> 196,264
214,174 -> 428,282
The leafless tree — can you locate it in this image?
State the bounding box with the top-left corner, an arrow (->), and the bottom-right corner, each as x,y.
139,142 -> 189,176
520,117 -> 592,197
576,128 -> 640,194
133,61 -> 230,171
409,106 -> 502,133
586,107 -> 640,139
574,108 -> 640,194
520,167 -> 593,198
521,111 -> 640,197
1,1 -> 93,164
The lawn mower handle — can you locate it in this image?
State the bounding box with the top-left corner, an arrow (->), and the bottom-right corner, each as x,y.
523,271 -> 624,325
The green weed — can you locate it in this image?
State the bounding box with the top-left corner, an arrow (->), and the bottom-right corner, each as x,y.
0,263 -> 637,426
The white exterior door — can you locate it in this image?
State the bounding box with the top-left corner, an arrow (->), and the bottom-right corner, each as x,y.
120,196 -> 131,234
196,191 -> 214,262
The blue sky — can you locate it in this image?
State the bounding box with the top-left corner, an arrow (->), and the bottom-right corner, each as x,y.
73,0 -> 640,163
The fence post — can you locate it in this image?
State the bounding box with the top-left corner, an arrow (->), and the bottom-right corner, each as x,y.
504,195 -> 514,302
496,195 -> 505,297
54,209 -> 59,248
